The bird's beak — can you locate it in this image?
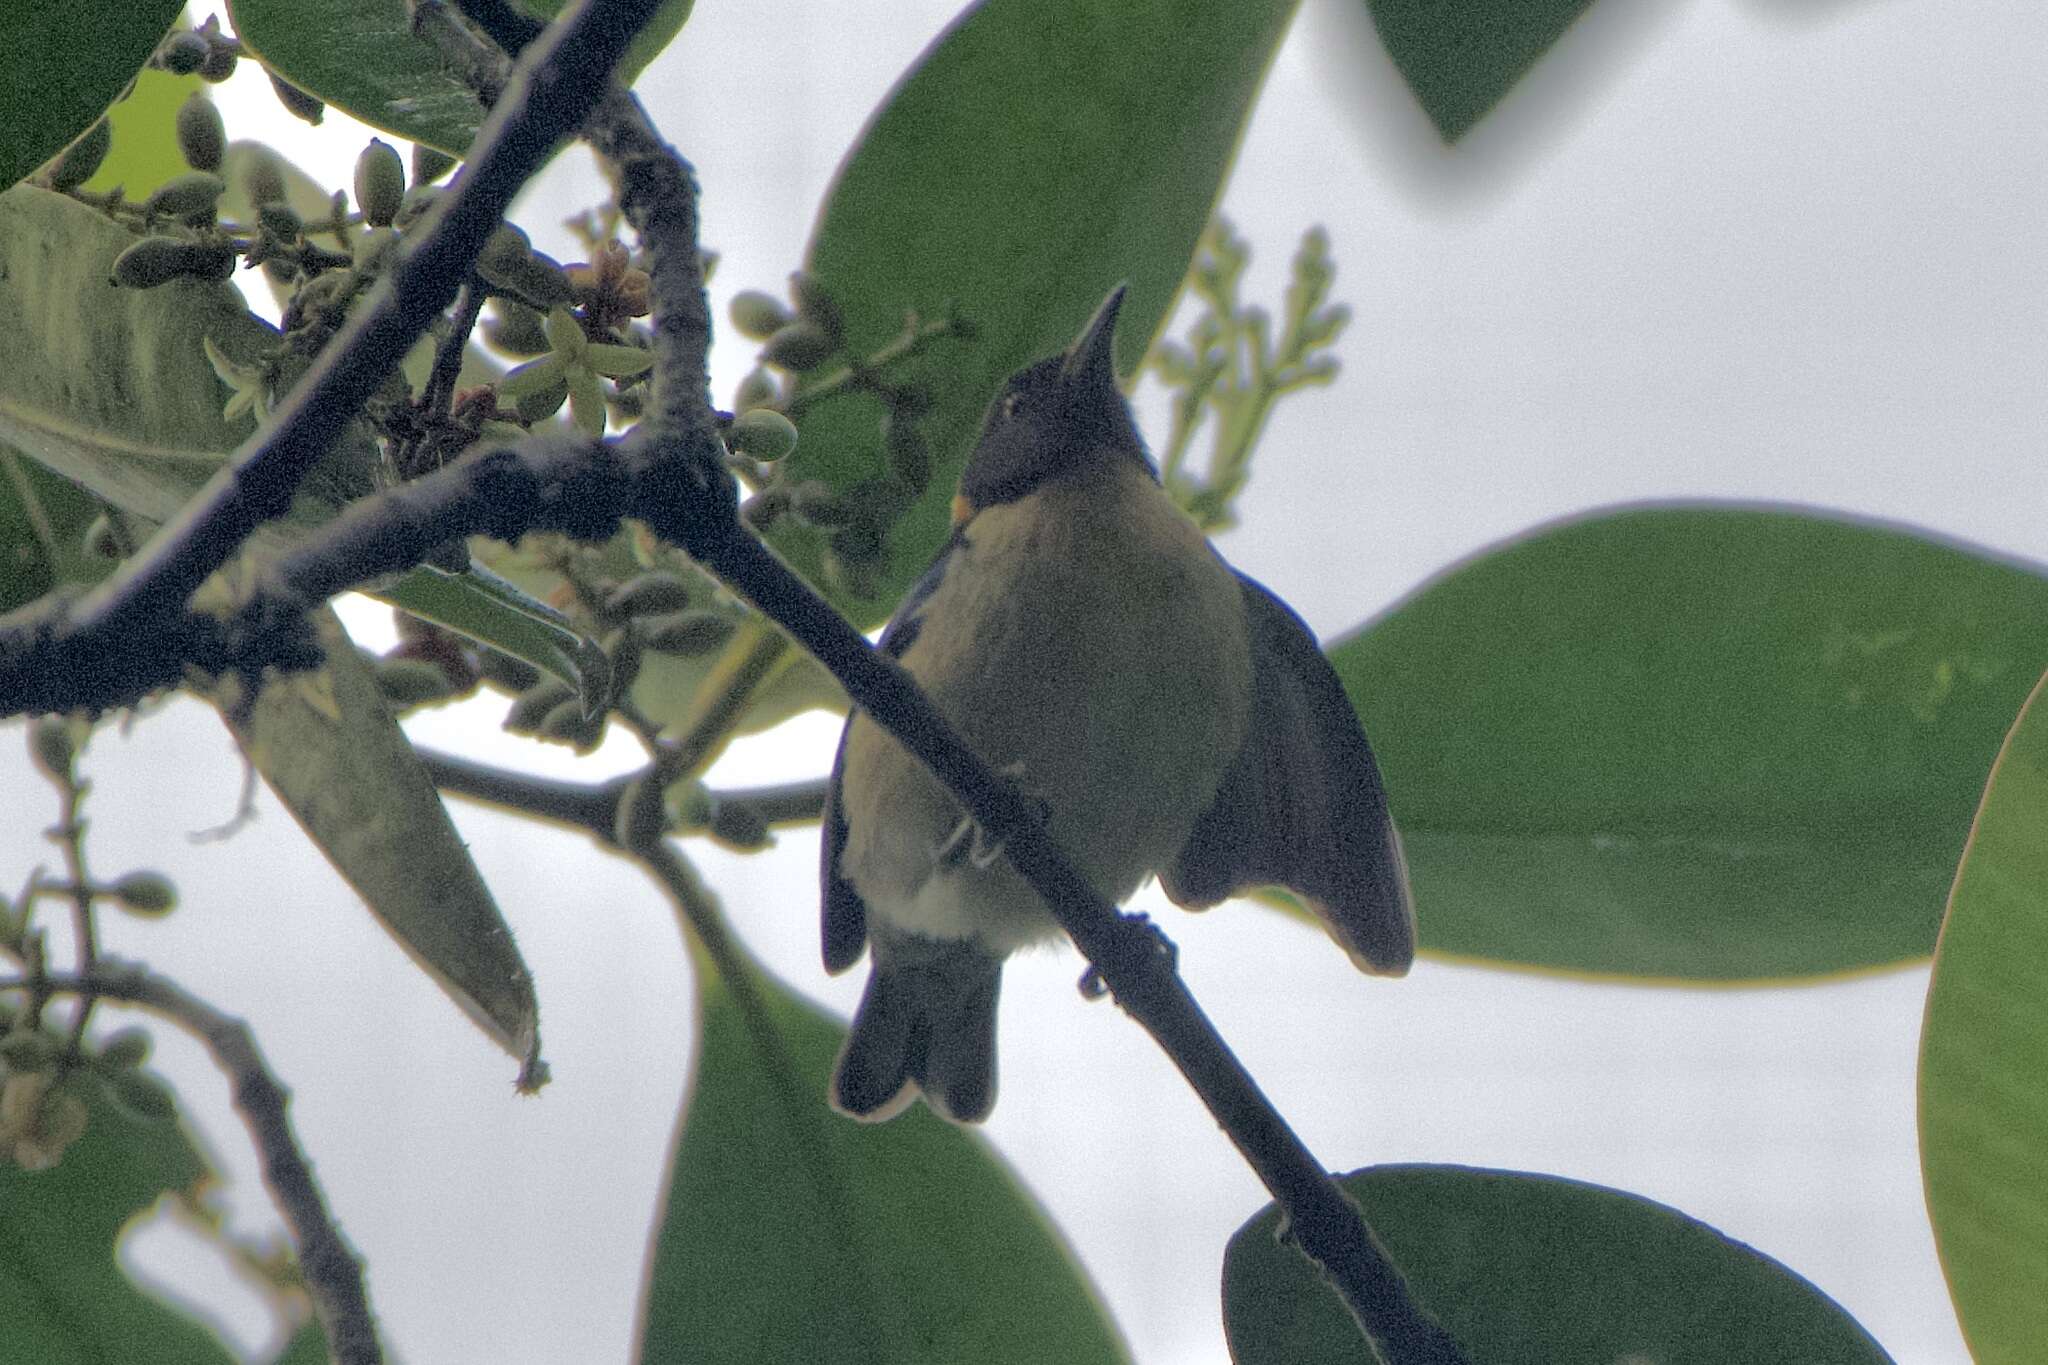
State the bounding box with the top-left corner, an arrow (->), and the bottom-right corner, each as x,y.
1061,283 -> 1128,391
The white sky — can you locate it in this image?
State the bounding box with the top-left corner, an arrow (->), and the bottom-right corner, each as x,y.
9,0 -> 2047,1360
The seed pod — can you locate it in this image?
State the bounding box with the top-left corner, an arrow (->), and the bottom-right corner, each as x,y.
159,31 -> 209,75
111,236 -> 208,289
641,610 -> 738,657
28,714 -> 75,782
374,658 -> 458,708
45,118 -> 111,191
353,139 -> 405,228
413,145 -> 457,185
268,72 -> 325,125
728,289 -> 793,341
789,272 -> 843,347
175,92 -> 225,172
505,678 -> 575,734
108,870 -> 178,917
605,572 -> 694,618
762,320 -> 833,373
97,1029 -> 152,1070
145,170 -> 226,222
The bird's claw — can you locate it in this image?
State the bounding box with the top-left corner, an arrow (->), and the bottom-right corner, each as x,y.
935,761 -> 1048,871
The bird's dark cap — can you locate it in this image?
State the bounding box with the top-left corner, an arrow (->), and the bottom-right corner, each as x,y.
1060,283 -> 1128,393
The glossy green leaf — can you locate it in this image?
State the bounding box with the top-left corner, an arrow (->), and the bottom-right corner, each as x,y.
0,1086 -> 236,1364
83,69 -> 204,200
226,0 -> 696,155
377,562 -> 604,705
1224,1164 -> 1889,1364
1334,504 -> 2048,978
639,940 -> 1127,1364
0,451 -> 115,614
1920,668 -> 2048,1360
217,607 -> 544,1083
1365,0 -> 1596,141
782,0 -> 1298,622
0,1 -> 180,191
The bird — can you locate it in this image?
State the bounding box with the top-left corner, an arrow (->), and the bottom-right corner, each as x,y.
820,283 -> 1413,1124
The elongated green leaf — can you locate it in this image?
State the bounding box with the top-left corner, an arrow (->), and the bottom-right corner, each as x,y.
1334,504 -> 2048,978
1920,668 -> 2048,1360
218,606 -> 543,1083
1224,1164 -> 1889,1364
782,0 -> 1298,622
1365,0 -> 1596,141
225,0 -> 695,154
377,562 -> 605,705
640,940 -> 1127,1364
0,1 -> 180,191
0,1087 -> 236,1364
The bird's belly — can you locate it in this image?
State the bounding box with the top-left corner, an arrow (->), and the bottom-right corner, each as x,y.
838,485 -> 1251,953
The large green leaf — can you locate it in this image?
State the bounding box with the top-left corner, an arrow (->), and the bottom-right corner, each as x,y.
0,1087 -> 237,1364
639,940 -> 1127,1364
1334,504 -> 2048,978
0,1 -> 180,191
1364,0 -> 1597,141
225,0 -> 696,155
1920,668 -> 2048,1361
217,606 -> 544,1082
1223,1164 -> 1889,1363
83,68 -> 203,200
781,0 -> 1298,622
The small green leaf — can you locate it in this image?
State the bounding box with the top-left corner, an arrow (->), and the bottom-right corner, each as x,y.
1333,504 -> 2048,978
217,606 -> 543,1083
225,0 -> 697,154
640,940 -> 1128,1364
1365,0 -> 1597,141
785,0 -> 1299,622
0,2 -> 182,191
1920,668 -> 2048,1361
1223,1164 -> 1889,1364
0,1086 -> 238,1363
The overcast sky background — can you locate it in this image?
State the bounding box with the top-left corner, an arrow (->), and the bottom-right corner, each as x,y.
5,1 -> 2045,1360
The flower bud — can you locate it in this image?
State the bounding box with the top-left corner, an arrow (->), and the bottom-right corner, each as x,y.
175,92 -> 225,172
108,870 -> 178,917
605,572 -> 694,618
353,139 -> 406,228
762,321 -> 833,373
145,171 -> 226,223
728,289 -> 793,341
641,610 -> 738,657
728,409 -> 799,463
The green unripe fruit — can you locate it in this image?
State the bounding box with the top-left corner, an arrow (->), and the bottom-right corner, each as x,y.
175,92 -> 225,172
641,610 -> 738,658
145,170 -> 226,222
762,321 -> 833,373
727,408 -> 799,463
413,145 -> 458,185
160,31 -> 209,75
112,236 -> 231,289
354,139 -> 406,228
46,118 -> 111,192
108,870 -> 178,917
605,572 -> 694,618
28,714 -> 75,782
268,73 -> 325,125
97,1029 -> 152,1070
728,289 -> 793,341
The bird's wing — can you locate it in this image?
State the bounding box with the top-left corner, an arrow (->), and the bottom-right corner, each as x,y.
820,532 -> 964,973
1160,571 -> 1416,975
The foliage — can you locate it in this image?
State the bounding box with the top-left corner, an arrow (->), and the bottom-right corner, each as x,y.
0,1 -> 2030,1363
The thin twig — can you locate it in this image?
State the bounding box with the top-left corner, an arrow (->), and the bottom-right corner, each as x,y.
5,965 -> 381,1365
417,746 -> 826,839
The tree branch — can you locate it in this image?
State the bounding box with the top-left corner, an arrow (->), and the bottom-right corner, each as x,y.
6,964 -> 381,1365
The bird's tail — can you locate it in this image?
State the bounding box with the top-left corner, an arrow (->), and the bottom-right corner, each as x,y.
831,936 -> 1002,1124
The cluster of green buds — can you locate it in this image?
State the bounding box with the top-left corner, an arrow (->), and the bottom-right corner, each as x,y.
0,1019 -> 177,1171
154,15 -> 240,84
721,273 -> 960,596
